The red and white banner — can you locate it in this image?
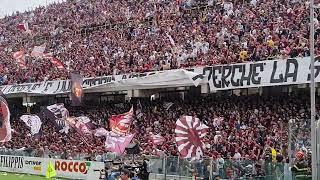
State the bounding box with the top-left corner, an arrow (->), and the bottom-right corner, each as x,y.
175,116 -> 208,159
43,54 -> 64,69
31,44 -> 46,58
109,107 -> 133,135
66,116 -> 93,136
105,133 -> 134,154
0,96 -> 11,142
149,133 -> 165,145
13,50 -> 26,68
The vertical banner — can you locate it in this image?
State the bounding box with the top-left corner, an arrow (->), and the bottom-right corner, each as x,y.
70,72 -> 83,106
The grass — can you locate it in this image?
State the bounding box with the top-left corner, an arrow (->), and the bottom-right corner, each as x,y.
0,172 -> 69,180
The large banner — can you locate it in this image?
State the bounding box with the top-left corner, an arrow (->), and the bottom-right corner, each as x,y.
0,69 -> 200,95
70,72 -> 83,106
191,57 -> 320,91
0,155 -> 105,179
1,57 -> 320,95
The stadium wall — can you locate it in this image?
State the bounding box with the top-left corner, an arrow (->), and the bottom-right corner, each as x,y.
0,155 -> 104,179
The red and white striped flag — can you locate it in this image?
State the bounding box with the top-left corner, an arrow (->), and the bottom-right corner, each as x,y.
12,50 -> 26,68
43,54 -> 65,70
31,44 -> 46,58
175,116 -> 209,159
149,132 -> 165,145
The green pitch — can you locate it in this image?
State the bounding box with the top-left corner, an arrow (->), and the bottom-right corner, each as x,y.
0,172 -> 69,180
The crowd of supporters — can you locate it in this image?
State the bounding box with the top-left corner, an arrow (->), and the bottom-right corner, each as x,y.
0,0 -> 318,85
0,93 -> 312,164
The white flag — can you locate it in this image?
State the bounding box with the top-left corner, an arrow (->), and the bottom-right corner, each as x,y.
31,44 -> 46,58
20,115 -> 42,135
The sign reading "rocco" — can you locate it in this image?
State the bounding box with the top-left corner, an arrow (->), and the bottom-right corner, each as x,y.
55,160 -> 90,174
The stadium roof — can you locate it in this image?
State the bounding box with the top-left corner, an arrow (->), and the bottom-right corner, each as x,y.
0,0 -> 64,18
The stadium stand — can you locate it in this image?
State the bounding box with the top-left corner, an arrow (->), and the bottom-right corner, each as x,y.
0,0 -> 317,179
0,0 -> 316,85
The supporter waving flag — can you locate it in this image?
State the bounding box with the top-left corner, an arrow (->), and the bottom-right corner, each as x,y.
65,116 -> 93,136
20,115 -> 42,135
175,116 -> 208,159
16,22 -> 30,33
43,54 -> 65,70
0,95 -> 11,142
12,50 -> 26,69
149,132 -> 165,145
31,43 -> 46,58
109,107 -> 133,135
45,103 -> 70,133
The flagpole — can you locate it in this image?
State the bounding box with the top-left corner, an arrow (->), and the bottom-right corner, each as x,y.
309,0 -> 318,179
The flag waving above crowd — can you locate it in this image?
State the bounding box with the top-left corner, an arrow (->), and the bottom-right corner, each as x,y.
20,115 -> 42,135
105,132 -> 134,155
45,103 -> 70,133
149,132 -> 165,145
175,116 -> 208,159
0,96 -> 11,142
65,116 -> 93,136
109,107 -> 133,135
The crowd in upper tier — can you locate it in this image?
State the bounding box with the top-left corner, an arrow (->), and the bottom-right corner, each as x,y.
0,0 -> 318,85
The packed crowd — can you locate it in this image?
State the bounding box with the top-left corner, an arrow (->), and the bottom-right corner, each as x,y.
0,0 -> 318,85
0,93 -> 312,164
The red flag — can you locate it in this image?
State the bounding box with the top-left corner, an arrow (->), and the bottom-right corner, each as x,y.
105,132 -> 134,154
43,54 -> 64,69
12,50 -> 26,68
149,132 -> 165,145
175,116 -> 208,159
0,96 -> 11,142
109,107 -> 133,135
17,22 -> 29,32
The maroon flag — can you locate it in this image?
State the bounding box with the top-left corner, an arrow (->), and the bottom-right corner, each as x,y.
175,116 -> 208,159
17,22 -> 30,32
70,72 -> 83,106
105,132 -> 134,154
0,96 -> 11,142
109,107 -> 133,135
